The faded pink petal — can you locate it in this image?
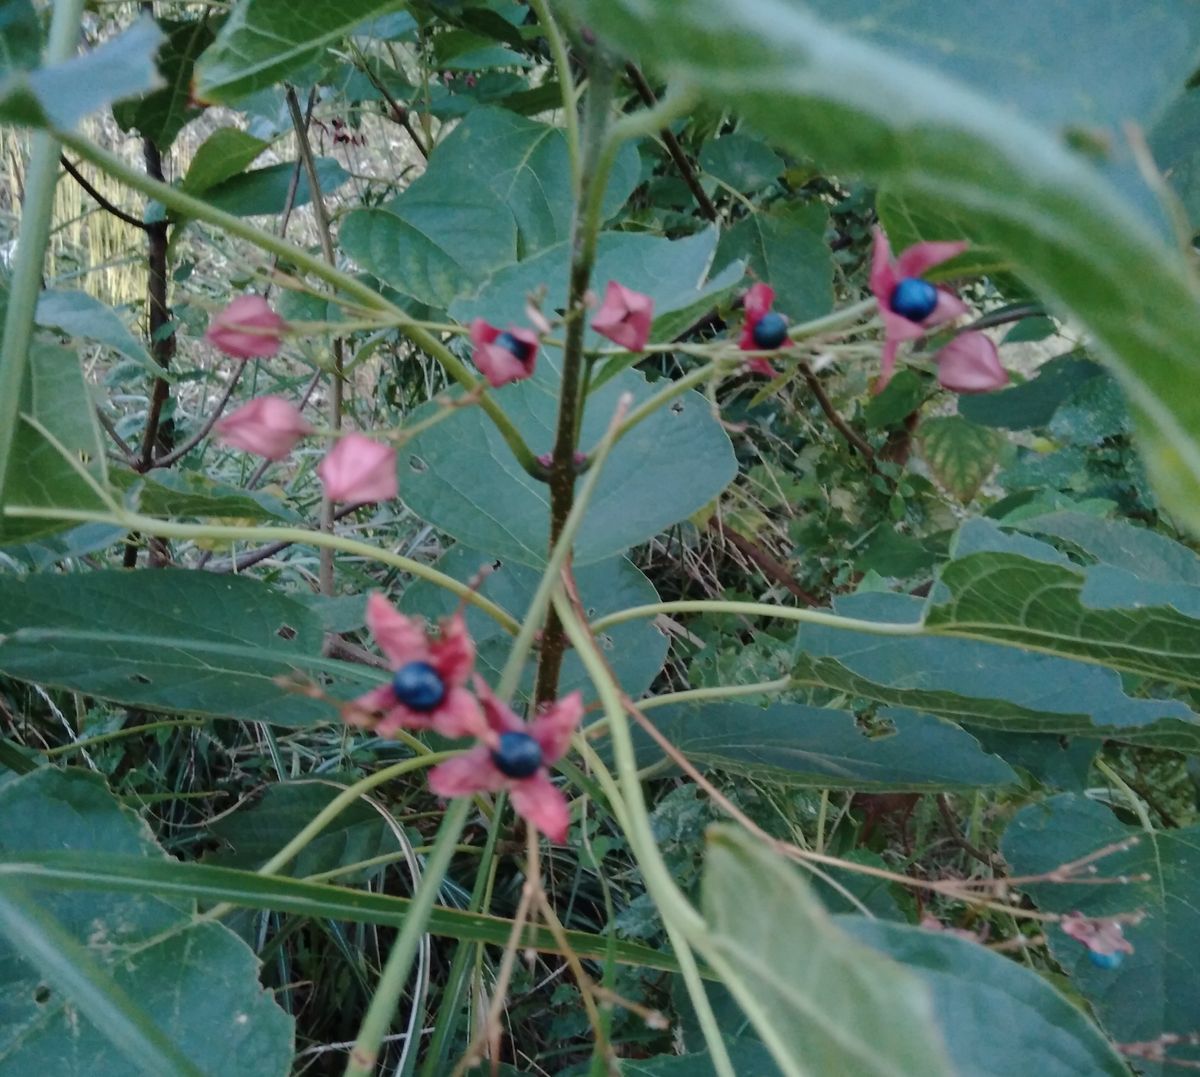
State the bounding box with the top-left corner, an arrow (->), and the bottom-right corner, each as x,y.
215,395 -> 313,460
895,240 -> 969,280
510,771 -> 571,843
1061,912 -> 1134,957
472,676 -> 525,742
470,318 -> 539,387
365,593 -> 429,667
431,614 -> 475,688
317,434 -> 398,505
928,289 -> 969,326
346,684 -> 397,727
429,746 -> 507,797
935,332 -> 1009,393
377,703 -> 436,736
531,691 -> 584,764
205,295 -> 287,359
738,282 -> 776,351
429,685 -> 486,740
745,356 -> 776,378
869,228 -> 898,307
592,281 -> 654,351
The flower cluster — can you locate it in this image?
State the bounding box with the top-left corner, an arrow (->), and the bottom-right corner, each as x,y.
205,295 -> 397,506
347,594 -> 583,842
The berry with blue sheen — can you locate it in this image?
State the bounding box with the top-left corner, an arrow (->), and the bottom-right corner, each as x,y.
889,277 -> 939,321
1087,950 -> 1124,970
391,661 -> 446,712
495,331 -> 533,363
491,731 -> 543,778
752,311 -> 788,350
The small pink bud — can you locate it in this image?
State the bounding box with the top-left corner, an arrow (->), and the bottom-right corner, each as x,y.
469,318 -> 539,387
214,395 -> 313,460
317,433 -> 398,505
935,332 -> 1009,393
591,281 -> 654,351
204,295 -> 287,359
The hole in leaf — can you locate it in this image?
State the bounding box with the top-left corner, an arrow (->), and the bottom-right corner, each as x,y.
587,607 -> 597,617
33,985 -> 50,1004
276,624 -> 297,641
409,455 -> 428,473
855,710 -> 896,739
599,634 -> 614,650
669,400 -> 685,415
130,673 -> 152,685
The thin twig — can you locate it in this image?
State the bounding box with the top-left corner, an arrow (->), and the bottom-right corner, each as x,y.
150,365 -> 242,469
205,503 -> 358,573
960,303 -> 1045,333
59,155 -> 149,231
799,360 -> 877,467
706,516 -> 820,605
936,795 -> 997,869
350,46 -> 429,160
95,408 -> 138,467
625,63 -> 717,222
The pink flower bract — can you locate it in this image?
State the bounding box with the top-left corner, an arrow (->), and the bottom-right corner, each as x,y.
591,281 -> 654,352
934,332 -> 1009,394
738,282 -> 780,377
429,678 -> 584,843
347,594 -> 483,738
214,395 -> 313,460
317,433 -> 397,506
1061,912 -> 1135,958
205,295 -> 287,359
870,228 -> 969,388
469,319 -> 539,387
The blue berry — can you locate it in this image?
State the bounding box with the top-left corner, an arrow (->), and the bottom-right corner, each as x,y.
495,331 -> 533,363
491,731 -> 543,778
752,311 -> 788,350
391,661 -> 445,712
1087,950 -> 1124,971
889,277 -> 939,321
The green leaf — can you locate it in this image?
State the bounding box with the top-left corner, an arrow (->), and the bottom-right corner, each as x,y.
112,469 -> 299,522
791,591 -> 1200,749
0,341 -> 109,545
714,203 -> 833,322
180,127 -> 272,194
563,0 -> 1200,536
0,0 -> 40,76
402,355 -> 736,567
919,415 -> 1004,501
196,156 -> 349,217
616,1041 -> 780,1075
0,851 -> 682,975
0,17 -> 164,129
111,17 -> 214,148
958,354 -> 1104,430
0,571 -> 377,725
0,769 -> 293,1075
632,701 -> 1016,790
193,0 -> 404,103
841,918 -> 1129,1076
1003,794 -> 1200,1067
1151,86 -> 1200,228
340,192 -> 517,309
698,827 -> 954,1077
926,518 -> 1200,691
862,368 -> 924,429
699,133 -> 784,192
403,547 -> 668,703
36,288 -> 158,375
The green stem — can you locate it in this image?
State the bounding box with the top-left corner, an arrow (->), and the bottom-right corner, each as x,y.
528,0 -> 580,193
590,599 -> 923,636
2,506 -> 519,632
0,0 -> 87,499
345,798 -> 471,1077
42,719 -> 205,757
789,296 -> 877,341
53,130 -> 542,475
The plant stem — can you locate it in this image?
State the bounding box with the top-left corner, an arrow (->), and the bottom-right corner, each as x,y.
52,129 -> 542,475
534,53 -> 618,703
345,798 -> 471,1077
590,598 -> 924,636
528,0 -> 579,194
287,86 -> 343,595
0,0 -> 87,502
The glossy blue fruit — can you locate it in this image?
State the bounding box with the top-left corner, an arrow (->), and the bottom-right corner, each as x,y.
889,277 -> 938,321
495,331 -> 534,362
391,661 -> 446,712
491,731 -> 543,778
752,311 -> 788,350
1087,949 -> 1124,970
